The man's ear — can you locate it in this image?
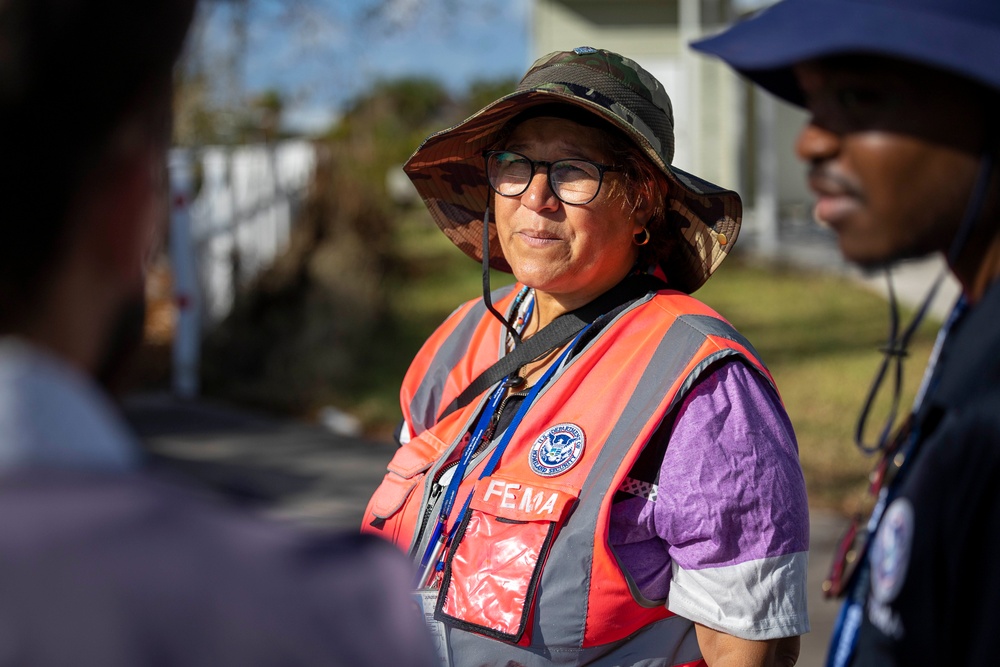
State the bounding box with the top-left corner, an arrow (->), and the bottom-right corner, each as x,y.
76,141 -> 162,287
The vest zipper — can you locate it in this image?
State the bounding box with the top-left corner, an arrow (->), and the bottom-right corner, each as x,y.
412,387 -> 529,559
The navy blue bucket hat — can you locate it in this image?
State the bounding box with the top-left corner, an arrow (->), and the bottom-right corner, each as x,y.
691,0 -> 1000,107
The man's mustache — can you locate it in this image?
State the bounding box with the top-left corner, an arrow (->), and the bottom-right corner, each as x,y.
806,164 -> 864,199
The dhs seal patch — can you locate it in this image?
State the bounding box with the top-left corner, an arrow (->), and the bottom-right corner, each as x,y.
529,423 -> 585,477
870,498 -> 914,605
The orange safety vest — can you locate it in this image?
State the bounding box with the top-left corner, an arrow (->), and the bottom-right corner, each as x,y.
363,285 -> 775,666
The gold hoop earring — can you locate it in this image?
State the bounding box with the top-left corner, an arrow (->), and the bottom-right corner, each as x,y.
633,227 -> 650,246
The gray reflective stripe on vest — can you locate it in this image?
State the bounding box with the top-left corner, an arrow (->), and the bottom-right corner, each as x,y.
677,314 -> 766,371
673,314 -> 776,397
449,311 -> 748,665
408,285 -> 516,433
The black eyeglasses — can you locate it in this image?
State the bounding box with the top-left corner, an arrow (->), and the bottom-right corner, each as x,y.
483,150 -> 620,205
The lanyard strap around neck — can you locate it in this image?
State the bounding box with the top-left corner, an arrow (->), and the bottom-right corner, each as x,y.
437,272 -> 663,423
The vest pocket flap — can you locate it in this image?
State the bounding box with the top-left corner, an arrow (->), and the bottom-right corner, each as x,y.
470,475 -> 577,523
369,469 -> 422,520
386,430 -> 448,479
436,476 -> 578,643
368,431 -> 453,525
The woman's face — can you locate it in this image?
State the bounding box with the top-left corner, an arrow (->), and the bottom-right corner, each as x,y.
493,116 -> 645,306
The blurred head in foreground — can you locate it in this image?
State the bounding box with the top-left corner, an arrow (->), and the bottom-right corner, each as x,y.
0,0 -> 195,382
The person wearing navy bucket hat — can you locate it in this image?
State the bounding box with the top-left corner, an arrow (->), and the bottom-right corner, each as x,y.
362,47 -> 810,666
694,1 -> 1000,665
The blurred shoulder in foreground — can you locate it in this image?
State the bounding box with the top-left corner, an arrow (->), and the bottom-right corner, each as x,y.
0,0 -> 434,664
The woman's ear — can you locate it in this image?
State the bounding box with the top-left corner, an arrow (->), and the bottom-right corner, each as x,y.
634,195 -> 653,227
632,177 -> 661,227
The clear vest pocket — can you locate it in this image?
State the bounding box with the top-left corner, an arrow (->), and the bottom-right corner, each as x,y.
436,475 -> 577,642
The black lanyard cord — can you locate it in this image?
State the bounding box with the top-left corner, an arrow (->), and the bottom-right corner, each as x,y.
481,203 -> 523,346
854,267 -> 945,454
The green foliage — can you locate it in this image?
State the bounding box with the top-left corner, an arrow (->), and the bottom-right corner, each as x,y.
366,78 -> 451,131
199,75 -> 515,422
327,77 -> 452,166
329,212 -> 513,435
247,89 -> 285,141
466,77 -> 519,112
327,74 -> 515,154
174,77 -> 293,145
200,149 -> 396,415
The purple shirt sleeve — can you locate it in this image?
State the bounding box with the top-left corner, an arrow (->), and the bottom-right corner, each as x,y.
609,360 -> 809,604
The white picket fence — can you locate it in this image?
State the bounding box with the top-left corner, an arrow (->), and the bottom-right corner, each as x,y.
168,140 -> 317,397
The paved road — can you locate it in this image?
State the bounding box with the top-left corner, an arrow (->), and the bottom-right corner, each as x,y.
124,391 -> 849,667
124,393 -> 395,530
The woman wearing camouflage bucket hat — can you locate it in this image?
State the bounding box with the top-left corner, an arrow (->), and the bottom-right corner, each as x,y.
363,47 -> 808,666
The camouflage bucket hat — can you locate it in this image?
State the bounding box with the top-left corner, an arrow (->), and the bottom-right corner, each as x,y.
403,46 -> 742,294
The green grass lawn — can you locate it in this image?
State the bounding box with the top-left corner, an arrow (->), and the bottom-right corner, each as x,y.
352,219 -> 941,515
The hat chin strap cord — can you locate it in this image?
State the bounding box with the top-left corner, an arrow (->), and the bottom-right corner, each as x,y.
855,148 -> 995,453
481,203 -> 523,346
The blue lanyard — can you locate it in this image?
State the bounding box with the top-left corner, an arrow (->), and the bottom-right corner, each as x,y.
417,320 -> 592,586
453,325 -> 591,519
416,289 -> 532,583
416,381 -> 507,581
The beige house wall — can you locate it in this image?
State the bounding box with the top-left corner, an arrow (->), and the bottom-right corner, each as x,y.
775,103 -> 812,223
534,1 -> 681,57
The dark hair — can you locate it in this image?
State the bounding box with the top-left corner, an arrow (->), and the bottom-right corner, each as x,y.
0,0 -> 196,328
